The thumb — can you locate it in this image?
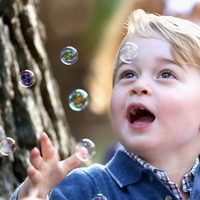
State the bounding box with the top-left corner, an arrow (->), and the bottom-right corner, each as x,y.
60,154 -> 81,175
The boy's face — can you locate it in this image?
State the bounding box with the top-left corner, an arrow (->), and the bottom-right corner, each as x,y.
110,33 -> 200,157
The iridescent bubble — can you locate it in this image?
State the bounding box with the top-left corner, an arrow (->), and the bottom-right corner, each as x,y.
68,89 -> 89,111
75,138 -> 96,162
92,194 -> 108,200
0,137 -> 16,156
60,46 -> 78,65
119,42 -> 138,64
18,70 -> 36,88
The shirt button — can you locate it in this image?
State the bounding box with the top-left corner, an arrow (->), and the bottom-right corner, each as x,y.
164,195 -> 173,200
153,169 -> 158,173
149,176 -> 154,182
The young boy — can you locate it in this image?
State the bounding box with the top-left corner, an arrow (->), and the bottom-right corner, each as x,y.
11,9 -> 200,200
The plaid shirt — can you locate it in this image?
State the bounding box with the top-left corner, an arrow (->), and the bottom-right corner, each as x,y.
123,149 -> 199,200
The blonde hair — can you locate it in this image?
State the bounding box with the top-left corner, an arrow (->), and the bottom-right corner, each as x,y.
113,9 -> 200,83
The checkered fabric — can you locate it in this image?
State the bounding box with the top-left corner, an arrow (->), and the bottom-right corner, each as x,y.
124,149 -> 199,200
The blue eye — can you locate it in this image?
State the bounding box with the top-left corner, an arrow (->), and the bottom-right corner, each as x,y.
159,71 -> 176,79
120,71 -> 137,79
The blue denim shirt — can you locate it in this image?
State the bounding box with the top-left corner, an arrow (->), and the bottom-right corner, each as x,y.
49,150 -> 200,200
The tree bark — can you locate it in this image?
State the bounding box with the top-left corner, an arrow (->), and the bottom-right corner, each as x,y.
0,0 -> 75,198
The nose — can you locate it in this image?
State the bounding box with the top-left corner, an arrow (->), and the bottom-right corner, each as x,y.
130,81 -> 152,96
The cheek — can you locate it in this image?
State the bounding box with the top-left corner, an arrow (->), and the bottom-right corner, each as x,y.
110,90 -> 125,124
110,93 -> 115,115
159,92 -> 200,126
110,88 -> 121,112
110,92 -> 120,120
110,95 -> 119,133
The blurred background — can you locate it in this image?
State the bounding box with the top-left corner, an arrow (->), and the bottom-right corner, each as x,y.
36,0 -> 200,163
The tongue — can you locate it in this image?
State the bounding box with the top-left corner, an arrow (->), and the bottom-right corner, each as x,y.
133,116 -> 154,124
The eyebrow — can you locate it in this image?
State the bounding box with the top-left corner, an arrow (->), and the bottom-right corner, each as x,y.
158,57 -> 177,65
157,57 -> 186,70
121,57 -> 183,68
116,57 -> 180,69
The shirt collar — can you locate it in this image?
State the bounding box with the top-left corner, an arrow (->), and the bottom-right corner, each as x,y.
123,148 -> 200,193
105,149 -> 147,188
182,157 -> 199,193
105,149 -> 200,199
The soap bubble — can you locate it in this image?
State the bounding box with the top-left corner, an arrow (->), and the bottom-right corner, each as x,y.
18,70 -> 36,88
68,89 -> 89,111
92,194 -> 108,200
119,42 -> 138,64
0,137 -> 16,156
75,138 -> 96,161
60,46 -> 78,65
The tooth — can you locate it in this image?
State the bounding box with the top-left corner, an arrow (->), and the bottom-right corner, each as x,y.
140,107 -> 145,110
131,109 -> 136,115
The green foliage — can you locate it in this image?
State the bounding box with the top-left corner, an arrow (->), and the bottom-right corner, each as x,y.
84,0 -> 123,51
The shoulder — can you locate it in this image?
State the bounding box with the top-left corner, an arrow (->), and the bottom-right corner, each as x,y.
49,150 -> 136,200
66,163 -> 107,183
49,163 -> 109,199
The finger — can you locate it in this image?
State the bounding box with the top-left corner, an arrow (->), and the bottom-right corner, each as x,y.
30,147 -> 44,170
18,177 -> 34,199
27,166 -> 41,185
40,132 -> 57,161
61,154 -> 81,174
27,167 -> 47,199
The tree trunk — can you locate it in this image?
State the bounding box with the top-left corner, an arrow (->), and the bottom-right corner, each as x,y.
0,0 -> 75,199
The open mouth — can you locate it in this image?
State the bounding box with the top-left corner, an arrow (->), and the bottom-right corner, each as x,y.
127,104 -> 155,125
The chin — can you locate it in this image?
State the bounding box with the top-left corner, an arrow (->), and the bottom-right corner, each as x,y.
124,138 -> 160,154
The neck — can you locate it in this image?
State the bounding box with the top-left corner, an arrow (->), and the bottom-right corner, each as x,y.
142,151 -> 198,188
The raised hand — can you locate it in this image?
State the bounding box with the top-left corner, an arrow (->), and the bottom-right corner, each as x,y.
18,132 -> 81,199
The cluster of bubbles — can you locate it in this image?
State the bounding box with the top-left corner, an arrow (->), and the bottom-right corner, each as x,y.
119,42 -> 138,64
0,137 -> 16,156
16,45 -> 95,162
18,46 -> 88,112
59,46 -> 89,112
92,193 -> 108,200
60,46 -> 94,161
